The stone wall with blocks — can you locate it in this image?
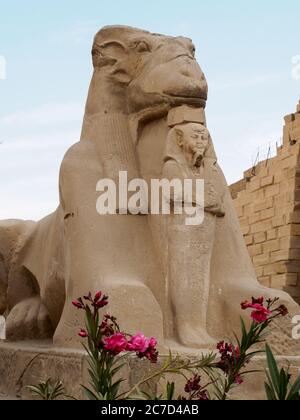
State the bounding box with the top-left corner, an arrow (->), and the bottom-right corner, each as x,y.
231,102 -> 300,303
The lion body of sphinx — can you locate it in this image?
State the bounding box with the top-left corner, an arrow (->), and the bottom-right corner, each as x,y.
0,25 -> 299,352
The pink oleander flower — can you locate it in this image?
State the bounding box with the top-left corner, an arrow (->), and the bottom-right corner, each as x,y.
145,349 -> 158,363
184,375 -> 201,393
72,299 -> 84,309
275,305 -> 288,317
83,292 -> 93,301
217,341 -> 239,356
235,375 -> 244,385
94,294 -> 109,309
100,315 -> 115,337
81,291 -> 109,308
184,375 -> 210,400
94,291 -> 102,302
252,297 -> 264,305
198,390 -> 209,401
217,341 -> 242,377
241,297 -> 264,310
241,297 -> 272,324
148,337 -> 157,350
241,301 -> 251,310
78,329 -> 88,338
103,333 -> 128,355
250,304 -> 271,324
127,333 -> 158,363
141,338 -> 158,363
127,333 -> 150,353
217,341 -> 231,354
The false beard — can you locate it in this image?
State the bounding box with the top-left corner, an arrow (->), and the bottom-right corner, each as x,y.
193,153 -> 204,167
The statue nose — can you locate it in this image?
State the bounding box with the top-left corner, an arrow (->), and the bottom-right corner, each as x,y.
167,53 -> 194,66
165,51 -> 206,80
179,65 -> 196,78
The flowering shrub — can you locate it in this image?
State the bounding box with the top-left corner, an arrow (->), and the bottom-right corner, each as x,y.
206,297 -> 289,399
27,292 -> 292,400
71,291 -> 290,401
159,296 -> 290,400
183,375 -> 209,400
241,296 -> 288,323
72,292 -> 159,400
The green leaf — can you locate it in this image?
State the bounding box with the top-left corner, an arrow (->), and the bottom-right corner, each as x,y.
239,369 -> 262,376
233,332 -> 241,350
265,370 -> 276,393
287,376 -> 300,400
265,383 -> 276,401
27,386 -> 47,400
166,382 -> 175,400
134,390 -> 155,400
110,379 -> 125,399
111,362 -> 126,377
27,379 -> 66,400
265,344 -> 281,398
82,385 -> 101,400
279,368 -> 288,400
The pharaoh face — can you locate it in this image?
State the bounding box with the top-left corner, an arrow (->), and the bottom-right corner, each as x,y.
176,123 -> 210,166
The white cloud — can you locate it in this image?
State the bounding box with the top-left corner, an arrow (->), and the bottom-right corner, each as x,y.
209,113 -> 283,184
0,101 -> 83,220
49,21 -> 102,46
0,131 -> 79,153
210,73 -> 283,92
0,101 -> 84,127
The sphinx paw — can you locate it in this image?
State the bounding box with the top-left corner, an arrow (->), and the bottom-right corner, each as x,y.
6,296 -> 53,341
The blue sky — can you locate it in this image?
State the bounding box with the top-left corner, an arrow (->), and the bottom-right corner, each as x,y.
0,0 -> 300,219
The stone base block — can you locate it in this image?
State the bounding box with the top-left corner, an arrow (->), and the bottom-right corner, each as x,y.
0,341 -> 299,400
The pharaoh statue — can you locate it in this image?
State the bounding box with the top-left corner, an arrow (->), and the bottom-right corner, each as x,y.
162,123 -> 225,347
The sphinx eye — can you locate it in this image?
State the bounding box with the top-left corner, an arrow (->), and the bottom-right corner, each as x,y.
135,40 -> 151,53
190,44 -> 196,57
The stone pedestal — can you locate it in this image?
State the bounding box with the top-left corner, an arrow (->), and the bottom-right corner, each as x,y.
1,341 -> 299,400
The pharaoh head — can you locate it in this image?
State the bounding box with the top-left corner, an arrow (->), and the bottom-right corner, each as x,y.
175,123 -> 210,166
165,122 -> 216,168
